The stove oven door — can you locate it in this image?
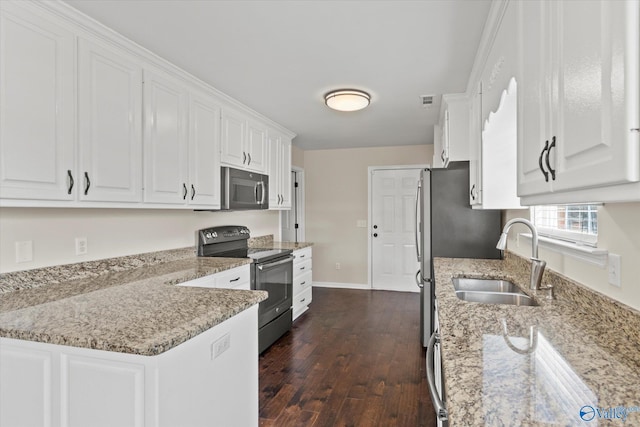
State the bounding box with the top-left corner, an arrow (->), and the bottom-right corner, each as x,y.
254,255 -> 294,328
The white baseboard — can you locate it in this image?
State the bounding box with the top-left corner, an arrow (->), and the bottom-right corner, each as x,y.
312,281 -> 370,290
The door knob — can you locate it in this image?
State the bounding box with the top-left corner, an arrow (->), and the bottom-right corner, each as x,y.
373,233 -> 378,238
373,225 -> 378,229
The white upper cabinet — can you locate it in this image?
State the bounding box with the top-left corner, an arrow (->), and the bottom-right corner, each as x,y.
188,93 -> 222,208
470,0 -> 522,210
267,129 -> 292,210
143,69 -> 189,204
221,108 -> 267,174
517,0 -> 640,202
78,36 -> 143,203
0,2 -> 75,201
433,94 -> 469,168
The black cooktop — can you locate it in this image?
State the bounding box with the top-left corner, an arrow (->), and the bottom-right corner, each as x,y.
196,225 -> 292,263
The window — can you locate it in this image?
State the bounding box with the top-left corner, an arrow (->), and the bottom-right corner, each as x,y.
530,204 -> 599,247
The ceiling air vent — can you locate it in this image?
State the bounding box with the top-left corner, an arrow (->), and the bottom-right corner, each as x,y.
420,94 -> 435,108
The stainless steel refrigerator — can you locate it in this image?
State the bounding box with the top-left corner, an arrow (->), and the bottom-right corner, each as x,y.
416,162 -> 502,346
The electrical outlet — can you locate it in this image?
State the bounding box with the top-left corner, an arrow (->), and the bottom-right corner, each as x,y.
15,241 -> 33,263
212,333 -> 231,359
335,262 -> 341,270
608,254 -> 621,287
75,237 -> 88,255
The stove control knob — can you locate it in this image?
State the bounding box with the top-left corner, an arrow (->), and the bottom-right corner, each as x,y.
212,232 -> 218,238
205,232 -> 211,239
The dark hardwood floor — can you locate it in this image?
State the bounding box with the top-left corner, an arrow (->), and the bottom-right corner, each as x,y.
258,287 -> 436,427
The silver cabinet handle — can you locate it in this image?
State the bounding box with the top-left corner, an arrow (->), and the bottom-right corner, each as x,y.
426,332 -> 448,422
415,270 -> 423,288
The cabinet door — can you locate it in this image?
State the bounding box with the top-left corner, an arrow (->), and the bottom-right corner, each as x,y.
246,120 -> 267,173
267,131 -> 281,207
279,137 -> 292,208
220,108 -> 246,168
78,37 -> 143,202
0,3 -> 75,201
188,93 -> 221,207
469,84 -> 482,205
551,0 -> 639,191
516,0 -> 554,197
143,69 -> 188,204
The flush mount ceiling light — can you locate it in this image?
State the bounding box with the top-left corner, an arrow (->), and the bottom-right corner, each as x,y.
324,89 -> 371,112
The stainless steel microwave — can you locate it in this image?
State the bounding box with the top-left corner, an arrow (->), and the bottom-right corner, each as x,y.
221,167 -> 269,210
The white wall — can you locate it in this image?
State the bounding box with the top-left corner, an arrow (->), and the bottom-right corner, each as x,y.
305,144 -> 433,285
505,203 -> 640,311
0,208 -> 279,273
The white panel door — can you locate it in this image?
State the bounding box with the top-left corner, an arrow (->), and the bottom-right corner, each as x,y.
551,0 -> 639,191
279,137 -> 292,208
78,37 -> 143,202
246,120 -> 267,173
143,69 -> 188,204
516,0 -> 554,197
61,355 -> 145,427
0,3 -> 75,200
220,107 -> 246,168
371,168 -> 420,292
0,344 -> 53,427
188,92 -> 221,207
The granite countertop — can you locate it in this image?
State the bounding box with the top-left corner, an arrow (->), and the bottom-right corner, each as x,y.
248,235 -> 313,251
434,254 -> 640,426
0,248 -> 266,356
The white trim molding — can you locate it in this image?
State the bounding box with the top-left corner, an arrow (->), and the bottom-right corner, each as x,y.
520,233 -> 608,268
313,282 -> 370,290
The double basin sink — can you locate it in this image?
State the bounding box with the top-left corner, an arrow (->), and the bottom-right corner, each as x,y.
452,277 -> 537,307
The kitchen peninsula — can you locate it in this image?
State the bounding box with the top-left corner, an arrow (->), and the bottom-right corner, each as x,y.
0,247 -> 266,427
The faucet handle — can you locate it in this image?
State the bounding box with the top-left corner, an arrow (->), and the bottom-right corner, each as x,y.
529,258 -> 547,290
539,284 -> 554,300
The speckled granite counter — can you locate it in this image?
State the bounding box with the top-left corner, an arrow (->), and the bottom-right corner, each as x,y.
249,235 -> 313,251
434,253 -> 640,426
0,248 -> 266,356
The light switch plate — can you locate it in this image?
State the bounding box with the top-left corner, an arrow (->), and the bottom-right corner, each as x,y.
212,333 -> 231,359
608,253 -> 621,287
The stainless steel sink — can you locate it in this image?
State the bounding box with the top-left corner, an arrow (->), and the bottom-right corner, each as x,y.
452,277 -> 521,293
454,291 -> 538,306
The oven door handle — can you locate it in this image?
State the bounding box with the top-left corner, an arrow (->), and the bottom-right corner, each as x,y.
257,255 -> 294,270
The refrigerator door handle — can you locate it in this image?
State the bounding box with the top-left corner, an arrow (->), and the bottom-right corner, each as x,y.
415,181 -> 422,262
415,270 -> 423,288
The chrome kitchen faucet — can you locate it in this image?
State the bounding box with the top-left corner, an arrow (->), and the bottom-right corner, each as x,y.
496,218 -> 547,290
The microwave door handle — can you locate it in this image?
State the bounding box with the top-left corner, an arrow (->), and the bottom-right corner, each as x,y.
254,182 -> 259,204
256,181 -> 265,204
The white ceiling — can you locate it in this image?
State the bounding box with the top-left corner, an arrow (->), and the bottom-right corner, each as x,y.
64,0 -> 491,151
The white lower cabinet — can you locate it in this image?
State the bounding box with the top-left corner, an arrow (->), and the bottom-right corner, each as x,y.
0,305 -> 259,427
292,247 -> 312,320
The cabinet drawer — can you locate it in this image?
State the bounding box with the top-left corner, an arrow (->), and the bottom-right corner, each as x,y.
293,286 -> 312,312
294,247 -> 312,264
294,258 -> 312,276
293,270 -> 312,296
215,265 -> 250,289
